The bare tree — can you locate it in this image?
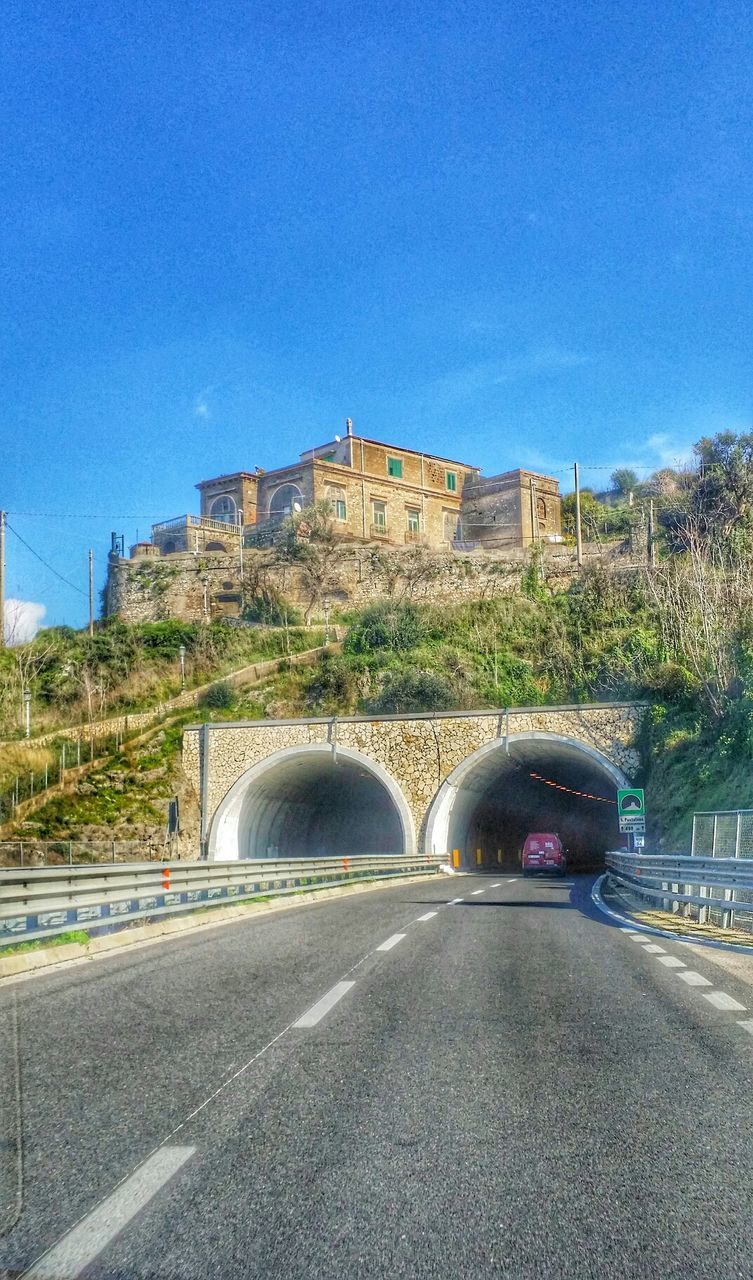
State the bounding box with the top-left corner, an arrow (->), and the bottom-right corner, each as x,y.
275,502 -> 342,625
644,518 -> 752,720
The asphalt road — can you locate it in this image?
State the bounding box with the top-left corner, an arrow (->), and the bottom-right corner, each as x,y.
4,872 -> 753,1278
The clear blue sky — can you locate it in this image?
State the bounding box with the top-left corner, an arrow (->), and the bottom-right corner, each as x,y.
3,0 -> 752,632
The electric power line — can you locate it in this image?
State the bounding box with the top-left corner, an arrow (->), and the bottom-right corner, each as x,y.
5,522 -> 89,598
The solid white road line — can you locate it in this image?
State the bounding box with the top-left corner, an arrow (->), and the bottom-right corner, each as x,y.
642,944 -> 666,954
376,933 -> 406,952
471,889 -> 485,896
702,991 -> 747,1012
657,956 -> 686,968
678,971 -> 712,987
24,1146 -> 195,1279
293,981 -> 356,1028
736,1020 -> 753,1037
416,911 -> 438,922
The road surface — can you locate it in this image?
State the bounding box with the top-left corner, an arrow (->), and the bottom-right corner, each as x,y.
3,873 -> 753,1278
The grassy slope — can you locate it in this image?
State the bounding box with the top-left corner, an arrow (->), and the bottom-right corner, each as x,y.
7,579 -> 753,851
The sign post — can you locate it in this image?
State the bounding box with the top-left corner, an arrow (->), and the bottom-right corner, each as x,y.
618,789 -> 646,848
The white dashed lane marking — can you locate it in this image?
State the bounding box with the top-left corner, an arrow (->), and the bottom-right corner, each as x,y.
642,944 -> 666,954
23,1146 -> 195,1279
293,981 -> 356,1028
376,933 -> 406,952
449,898 -> 463,905
736,1020 -> 753,1037
657,956 -> 686,968
677,971 -> 713,987
416,911 -> 438,922
491,883 -> 502,888
702,991 -> 747,1012
471,890 -> 485,896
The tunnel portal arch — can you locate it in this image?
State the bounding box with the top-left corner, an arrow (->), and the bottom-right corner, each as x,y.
208,743 -> 416,861
424,731 -> 632,871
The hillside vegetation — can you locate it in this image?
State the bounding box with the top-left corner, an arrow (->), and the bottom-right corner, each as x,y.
4,429 -> 753,853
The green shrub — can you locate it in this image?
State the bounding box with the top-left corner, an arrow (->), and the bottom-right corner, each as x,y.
345,601 -> 426,654
304,655 -> 355,713
645,662 -> 701,705
242,595 -> 303,626
199,680 -> 236,709
366,670 -> 455,714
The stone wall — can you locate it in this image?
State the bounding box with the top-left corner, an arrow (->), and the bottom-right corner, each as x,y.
184,703 -> 646,854
106,541 -> 617,625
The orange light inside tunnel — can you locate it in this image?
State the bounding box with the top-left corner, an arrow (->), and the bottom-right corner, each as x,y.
528,770 -> 616,805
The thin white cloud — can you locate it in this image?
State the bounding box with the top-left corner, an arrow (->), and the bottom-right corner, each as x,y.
421,347 -> 591,413
194,396 -> 211,419
4,599 -> 46,646
644,433 -> 695,471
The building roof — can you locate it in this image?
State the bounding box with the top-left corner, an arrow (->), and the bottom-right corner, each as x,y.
196,471 -> 258,490
302,435 -> 480,472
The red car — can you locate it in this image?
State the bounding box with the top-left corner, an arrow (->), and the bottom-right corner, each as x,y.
521,832 -> 567,876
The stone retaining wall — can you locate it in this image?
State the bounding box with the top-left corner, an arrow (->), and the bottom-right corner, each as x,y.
184,703 -> 646,853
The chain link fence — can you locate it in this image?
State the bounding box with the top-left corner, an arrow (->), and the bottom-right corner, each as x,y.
0,728 -> 136,832
0,839 -> 167,867
691,810 -> 753,860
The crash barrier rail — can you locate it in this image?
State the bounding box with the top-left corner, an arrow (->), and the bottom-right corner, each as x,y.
0,854 -> 446,946
606,851 -> 753,934
691,809 -> 753,860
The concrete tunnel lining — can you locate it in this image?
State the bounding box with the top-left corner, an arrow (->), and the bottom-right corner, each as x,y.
424,732 -> 631,869
208,743 -> 417,861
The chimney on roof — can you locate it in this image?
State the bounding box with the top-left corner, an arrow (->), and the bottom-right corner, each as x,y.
345,417 -> 353,436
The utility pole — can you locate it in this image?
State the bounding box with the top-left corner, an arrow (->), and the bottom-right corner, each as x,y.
573,463 -> 583,568
238,510 -> 244,610
88,549 -> 94,636
0,510 -> 5,649
648,498 -> 656,567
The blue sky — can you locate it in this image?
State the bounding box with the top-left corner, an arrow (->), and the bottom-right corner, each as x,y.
3,0 -> 752,633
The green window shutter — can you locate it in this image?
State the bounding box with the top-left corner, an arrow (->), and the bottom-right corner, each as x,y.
387,456 -> 403,478
446,471 -> 457,492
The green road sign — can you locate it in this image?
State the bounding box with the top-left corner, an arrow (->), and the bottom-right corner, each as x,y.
617,788 -> 645,817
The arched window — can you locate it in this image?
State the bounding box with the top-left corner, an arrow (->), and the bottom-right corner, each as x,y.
326,485 -> 347,521
206,541 -> 227,552
537,497 -> 547,524
161,540 -> 176,555
270,484 -> 304,520
209,495 -> 238,524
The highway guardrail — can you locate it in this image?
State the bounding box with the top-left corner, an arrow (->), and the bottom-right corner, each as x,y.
0,854 -> 446,946
606,851 -> 753,933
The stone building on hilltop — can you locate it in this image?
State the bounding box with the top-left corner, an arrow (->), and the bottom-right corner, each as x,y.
105,423 -> 563,623
147,420 -> 562,557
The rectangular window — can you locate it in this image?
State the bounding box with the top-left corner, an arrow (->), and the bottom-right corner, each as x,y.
387,456 -> 403,478
372,500 -> 387,530
335,499 -> 347,521
406,507 -> 420,533
446,471 -> 457,492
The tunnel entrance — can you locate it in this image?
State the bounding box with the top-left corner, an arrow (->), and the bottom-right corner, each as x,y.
425,733 -> 629,872
208,744 -> 415,861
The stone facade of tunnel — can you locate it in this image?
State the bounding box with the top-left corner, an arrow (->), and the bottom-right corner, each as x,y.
182,702 -> 647,856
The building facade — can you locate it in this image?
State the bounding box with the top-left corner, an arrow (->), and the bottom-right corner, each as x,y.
137,422 -> 561,561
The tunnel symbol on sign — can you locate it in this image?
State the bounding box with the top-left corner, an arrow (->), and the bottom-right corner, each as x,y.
617,789 -> 645,815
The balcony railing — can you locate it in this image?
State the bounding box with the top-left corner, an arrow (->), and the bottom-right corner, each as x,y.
370,522 -> 389,538
152,514 -> 243,536
404,529 -> 424,543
